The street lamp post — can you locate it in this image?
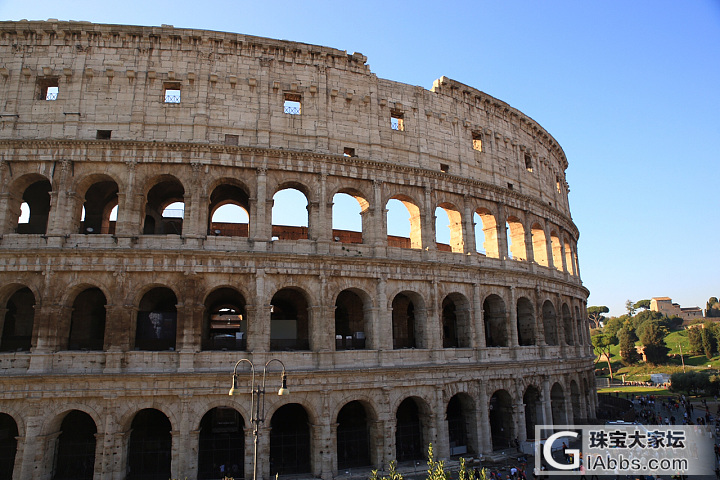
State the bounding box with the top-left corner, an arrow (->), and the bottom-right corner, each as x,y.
229,358 -> 289,480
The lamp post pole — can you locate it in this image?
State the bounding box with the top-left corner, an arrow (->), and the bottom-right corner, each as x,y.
678,344 -> 686,373
229,358 -> 289,480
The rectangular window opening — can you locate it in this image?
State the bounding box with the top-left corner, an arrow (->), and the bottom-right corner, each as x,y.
37,77 -> 59,101
164,83 -> 181,103
284,93 -> 302,115
343,147 -> 355,157
391,111 -> 404,131
440,163 -> 449,173
472,132 -> 483,151
525,154 -> 533,172
507,183 -> 514,190
225,134 -> 239,146
96,130 -> 112,140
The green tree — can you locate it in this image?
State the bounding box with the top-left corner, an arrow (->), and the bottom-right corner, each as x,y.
671,371 -> 711,396
633,299 -> 651,311
592,332 -> 618,379
617,327 -> 641,365
688,327 -> 703,355
625,299 -> 636,317
638,320 -> 669,364
707,297 -> 720,318
587,306 -> 609,329
702,325 -> 717,359
603,316 -> 626,338
630,310 -> 663,332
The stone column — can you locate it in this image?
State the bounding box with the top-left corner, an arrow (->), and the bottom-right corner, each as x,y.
309,305 -> 334,352
16,413 -> 51,480
534,287 -> 546,347
248,269 -> 269,353
508,287 -> 519,347
496,203 -> 509,260
250,166 -> 271,242
421,186 -> 435,251
463,195 -> 477,255
474,284 -> 486,350
375,277 -> 392,351
371,180 -> 386,250
433,389 -> 450,459
313,173 -> 331,244
310,420 -> 334,480
542,377 -> 554,427
477,382 -> 492,455
256,425 -> 272,480
427,281 -> 442,351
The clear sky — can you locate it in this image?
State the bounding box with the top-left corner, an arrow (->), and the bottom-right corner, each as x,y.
1,0 -> 718,317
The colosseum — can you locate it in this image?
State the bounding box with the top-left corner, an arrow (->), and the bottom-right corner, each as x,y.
0,20 -> 594,480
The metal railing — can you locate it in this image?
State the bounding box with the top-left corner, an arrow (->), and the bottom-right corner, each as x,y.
164,94 -> 180,103
45,91 -> 58,101
284,104 -> 300,115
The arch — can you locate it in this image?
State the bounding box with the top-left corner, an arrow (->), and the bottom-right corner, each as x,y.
17,178 -> 52,234
483,294 -> 508,347
391,291 -> 426,349
550,231 -> 562,271
570,380 -> 582,423
562,303 -> 574,346
272,187 -> 309,240
197,407 -> 245,479
489,390 -> 514,450
550,383 -> 567,425
531,223 -> 549,267
53,410 -> 97,480
386,194 -> 421,249
447,393 -> 477,456
335,289 -> 369,350
474,207 -> 499,258
127,408 -> 172,480
542,300 -> 558,346
208,182 -> 250,237
78,178 -> 119,234
435,202 -> 463,253
270,288 -> 309,351
270,403 -> 311,475
516,297 -> 536,346
202,287 -> 247,351
442,293 -> 472,348
0,286 -> 36,352
395,397 -> 430,462
523,386 -> 542,440
337,400 -> 373,469
332,189 -> 367,244
143,176 -> 185,235
0,413 -> 18,480
506,217 -> 526,260
135,287 -> 177,351
68,287 -> 107,351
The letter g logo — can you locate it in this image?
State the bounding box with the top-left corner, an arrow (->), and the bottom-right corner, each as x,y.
543,431 -> 579,470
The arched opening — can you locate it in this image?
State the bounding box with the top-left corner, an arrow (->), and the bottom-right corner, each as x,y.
335,290 -> 367,350
551,232 -> 563,271
127,409 -> 172,480
516,297 -> 536,346
270,288 -> 309,351
202,288 -> 247,351
143,178 -> 185,235
1,287 -> 35,352
506,217 -> 526,260
272,188 -> 308,240
386,196 -> 421,249
198,407 -> 245,479
17,179 -> 51,234
564,240 -> 575,275
562,304 -> 574,346
442,294 -> 471,348
531,223 -> 548,267
135,288 -> 177,351
475,208 -> 499,258
68,287 -> 106,351
542,300 -> 558,346
570,381 -> 582,423
332,191 -> 367,244
337,401 -> 373,469
435,203 -> 463,253
0,413 -> 18,480
53,410 -> 97,480
270,404 -> 311,475
550,383 -> 567,425
523,386 -> 542,440
483,295 -> 507,347
392,292 -> 425,349
447,394 -> 476,456
489,390 -> 514,450
208,183 -> 250,237
395,398 -> 427,462
80,180 -> 118,234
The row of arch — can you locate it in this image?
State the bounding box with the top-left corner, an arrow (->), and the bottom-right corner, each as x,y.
5,171 -> 579,274
1,282 -> 588,354
0,380 -> 591,479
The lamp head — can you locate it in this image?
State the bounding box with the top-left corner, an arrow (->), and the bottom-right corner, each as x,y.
228,374 -> 238,396
277,372 -> 289,396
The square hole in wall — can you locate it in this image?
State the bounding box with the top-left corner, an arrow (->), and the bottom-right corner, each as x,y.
96,130 -> 112,139
440,163 -> 449,173
472,131 -> 483,151
37,77 -> 59,101
391,110 -> 404,131
343,147 -> 355,157
525,153 -> 533,172
225,134 -> 239,146
507,183 -> 514,190
164,82 -> 181,103
284,93 -> 302,115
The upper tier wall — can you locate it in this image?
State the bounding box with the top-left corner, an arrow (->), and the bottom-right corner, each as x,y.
0,20 -> 572,216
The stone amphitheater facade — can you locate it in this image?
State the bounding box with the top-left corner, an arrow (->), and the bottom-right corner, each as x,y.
0,20 -> 594,480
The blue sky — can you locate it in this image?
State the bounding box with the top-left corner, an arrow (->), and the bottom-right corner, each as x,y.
2,0 -> 718,317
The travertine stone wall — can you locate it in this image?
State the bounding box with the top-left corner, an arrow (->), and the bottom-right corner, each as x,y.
0,21 -> 593,480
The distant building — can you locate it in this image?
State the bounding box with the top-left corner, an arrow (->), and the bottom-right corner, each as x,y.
650,297 -> 703,322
